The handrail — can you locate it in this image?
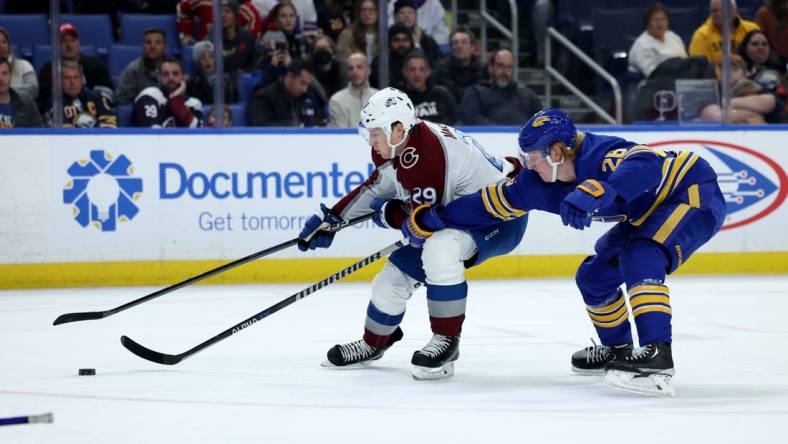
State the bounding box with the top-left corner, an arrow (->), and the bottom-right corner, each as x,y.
545,27 -> 622,124
479,0 -> 518,67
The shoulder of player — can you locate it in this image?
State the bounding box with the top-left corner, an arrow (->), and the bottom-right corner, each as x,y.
134,87 -> 167,105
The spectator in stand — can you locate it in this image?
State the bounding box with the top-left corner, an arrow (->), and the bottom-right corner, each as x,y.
317,0 -> 354,43
0,58 -> 43,128
628,2 -> 688,78
328,52 -> 378,127
370,23 -> 414,88
252,31 -> 292,91
222,0 -> 258,73
261,2 -> 308,61
45,61 -> 117,128
0,28 -> 38,100
258,0 -> 319,36
133,57 -> 204,128
252,60 -> 325,126
177,0 -> 262,44
431,26 -> 483,103
206,104 -> 233,127
337,0 -> 379,61
457,48 -> 542,125
689,0 -> 760,67
38,23 -> 114,111
756,0 -> 788,60
306,35 -> 348,100
399,51 -> 455,123
738,30 -> 786,93
187,41 -> 239,104
387,0 -> 448,45
700,54 -> 782,123
116,28 -> 168,105
393,0 -> 442,67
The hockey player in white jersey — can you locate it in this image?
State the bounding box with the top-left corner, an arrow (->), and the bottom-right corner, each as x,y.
298,87 -> 528,380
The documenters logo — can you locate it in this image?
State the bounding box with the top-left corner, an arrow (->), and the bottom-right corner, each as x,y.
62,150 -> 143,231
651,140 -> 787,230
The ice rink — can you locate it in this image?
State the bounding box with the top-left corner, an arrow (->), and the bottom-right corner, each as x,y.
2,275 -> 787,443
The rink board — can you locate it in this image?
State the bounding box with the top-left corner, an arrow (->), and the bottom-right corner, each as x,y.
1,126 -> 787,288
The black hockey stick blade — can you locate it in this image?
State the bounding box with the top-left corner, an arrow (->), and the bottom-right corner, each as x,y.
53,311 -> 106,325
121,336 -> 183,365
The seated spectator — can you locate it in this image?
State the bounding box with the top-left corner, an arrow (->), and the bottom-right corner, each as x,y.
251,60 -> 325,126
186,41 -> 239,104
689,0 -> 760,67
337,0 -> 379,61
628,2 -> 688,78
0,58 -> 43,128
133,57 -> 204,127
177,0 -> 262,44
261,2 -> 308,62
328,52 -> 378,127
258,0 -> 319,36
756,0 -> 788,60
45,61 -> 117,128
116,28 -> 168,105
39,23 -> 114,110
370,23 -> 414,88
457,48 -> 542,125
700,54 -> 782,123
431,26 -> 484,103
738,30 -> 786,93
400,52 -> 455,123
306,35 -> 348,100
393,0 -> 442,68
206,105 -> 233,127
317,0 -> 353,43
0,27 -> 38,100
387,0 -> 448,45
222,0 -> 257,73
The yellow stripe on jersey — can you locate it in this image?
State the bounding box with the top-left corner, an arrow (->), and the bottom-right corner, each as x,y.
670,153 -> 699,195
629,284 -> 672,318
652,184 -> 701,244
495,183 -> 527,218
482,185 -> 509,221
623,145 -> 665,159
631,151 -> 691,226
688,184 -> 700,208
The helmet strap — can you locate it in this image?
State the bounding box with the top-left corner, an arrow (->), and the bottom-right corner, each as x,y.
545,153 -> 564,183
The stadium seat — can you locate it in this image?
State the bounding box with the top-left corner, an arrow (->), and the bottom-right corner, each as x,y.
33,44 -> 97,73
116,104 -> 133,127
0,14 -> 48,59
181,44 -> 195,76
109,44 -> 141,76
119,14 -> 180,55
592,8 -> 643,53
237,73 -> 256,104
669,7 -> 702,46
61,14 -> 114,57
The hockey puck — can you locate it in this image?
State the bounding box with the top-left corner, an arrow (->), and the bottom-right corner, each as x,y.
78,368 -> 96,376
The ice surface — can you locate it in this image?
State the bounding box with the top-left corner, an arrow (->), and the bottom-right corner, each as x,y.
1,276 -> 787,443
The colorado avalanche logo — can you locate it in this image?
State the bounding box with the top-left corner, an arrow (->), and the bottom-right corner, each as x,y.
400,147 -> 419,169
63,150 -> 143,232
651,140 -> 787,230
385,97 -> 398,107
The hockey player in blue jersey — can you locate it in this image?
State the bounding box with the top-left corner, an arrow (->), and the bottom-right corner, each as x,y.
402,108 -> 727,396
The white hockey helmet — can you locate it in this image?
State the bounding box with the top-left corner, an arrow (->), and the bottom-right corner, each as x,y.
358,87 -> 417,154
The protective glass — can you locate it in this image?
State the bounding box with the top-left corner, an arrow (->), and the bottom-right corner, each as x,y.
519,148 -> 548,168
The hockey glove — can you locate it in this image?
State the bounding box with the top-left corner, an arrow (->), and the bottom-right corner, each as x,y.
370,198 -> 405,229
560,180 -> 618,230
401,204 -> 446,248
298,203 -> 342,251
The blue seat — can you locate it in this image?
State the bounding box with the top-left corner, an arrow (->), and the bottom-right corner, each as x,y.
119,14 -> 179,55
109,44 -> 142,76
61,14 -> 114,57
117,104 -> 133,127
0,14 -> 48,59
181,44 -> 195,76
33,44 -> 97,72
238,73 -> 256,104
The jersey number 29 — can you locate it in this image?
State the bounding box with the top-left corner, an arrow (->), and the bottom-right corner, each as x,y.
411,187 -> 437,205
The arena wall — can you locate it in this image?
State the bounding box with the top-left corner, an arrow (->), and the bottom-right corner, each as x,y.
2,125 -> 787,288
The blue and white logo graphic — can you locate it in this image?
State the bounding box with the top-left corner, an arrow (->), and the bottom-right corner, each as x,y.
63,150 -> 143,231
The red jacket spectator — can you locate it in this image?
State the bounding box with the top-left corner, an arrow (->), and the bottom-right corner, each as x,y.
177,0 -> 262,43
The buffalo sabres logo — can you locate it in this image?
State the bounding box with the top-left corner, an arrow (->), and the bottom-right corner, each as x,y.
531,116 -> 549,127
400,147 -> 419,169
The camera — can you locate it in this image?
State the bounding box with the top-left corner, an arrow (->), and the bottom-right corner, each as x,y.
270,40 -> 287,52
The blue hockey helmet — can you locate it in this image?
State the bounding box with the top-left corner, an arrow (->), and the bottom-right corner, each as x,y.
517,108 -> 577,156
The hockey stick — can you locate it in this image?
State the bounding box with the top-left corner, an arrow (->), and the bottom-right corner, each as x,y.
121,240 -> 405,365
0,413 -> 53,426
53,213 -> 374,326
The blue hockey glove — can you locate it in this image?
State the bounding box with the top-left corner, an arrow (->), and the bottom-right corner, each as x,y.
560,180 -> 618,230
298,203 -> 342,251
370,198 -> 404,229
401,204 -> 446,248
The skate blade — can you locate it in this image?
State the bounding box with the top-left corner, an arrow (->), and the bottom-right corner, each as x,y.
320,359 -> 378,369
604,370 -> 675,397
571,366 -> 606,376
412,362 -> 455,381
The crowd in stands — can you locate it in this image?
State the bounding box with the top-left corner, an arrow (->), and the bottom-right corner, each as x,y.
0,0 -> 786,128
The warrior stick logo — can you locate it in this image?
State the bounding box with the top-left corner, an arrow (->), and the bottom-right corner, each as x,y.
62,150 -> 143,232
651,140 -> 788,230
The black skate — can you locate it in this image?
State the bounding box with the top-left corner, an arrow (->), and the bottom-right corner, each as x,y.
322,327 -> 403,368
604,342 -> 675,397
571,339 -> 633,375
411,334 -> 460,380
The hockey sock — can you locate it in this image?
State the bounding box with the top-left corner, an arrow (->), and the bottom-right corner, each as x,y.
427,282 -> 467,336
363,301 -> 405,347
